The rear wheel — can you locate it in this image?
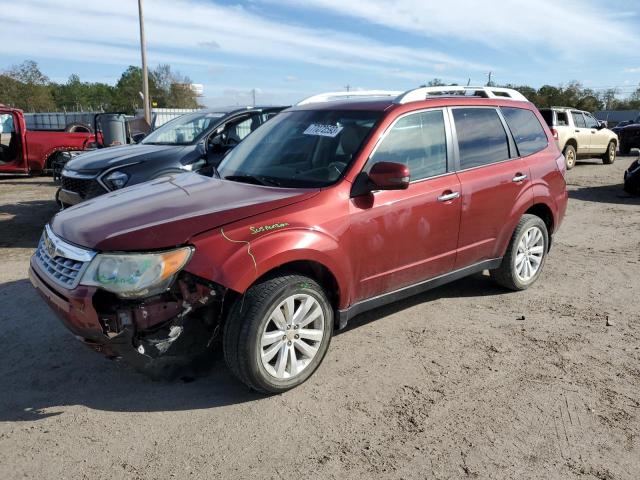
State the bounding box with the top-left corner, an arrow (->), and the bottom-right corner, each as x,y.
223,274 -> 333,393
491,214 -> 549,291
602,141 -> 616,164
563,145 -> 576,170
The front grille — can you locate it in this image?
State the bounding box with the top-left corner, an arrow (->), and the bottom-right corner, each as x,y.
33,226 -> 96,289
60,175 -> 107,199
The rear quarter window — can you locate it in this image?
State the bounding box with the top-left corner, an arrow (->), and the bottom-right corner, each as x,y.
501,107 -> 548,156
540,110 -> 554,127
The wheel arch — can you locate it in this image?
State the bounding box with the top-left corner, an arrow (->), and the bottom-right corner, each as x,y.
525,202 -> 554,235
564,137 -> 578,151
253,260 -> 341,314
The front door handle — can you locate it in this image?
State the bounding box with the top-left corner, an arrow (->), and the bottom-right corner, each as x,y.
437,191 -> 460,202
512,173 -> 528,182
575,129 -> 580,133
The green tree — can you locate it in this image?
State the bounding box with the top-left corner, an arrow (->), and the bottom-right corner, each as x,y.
1,60 -> 55,111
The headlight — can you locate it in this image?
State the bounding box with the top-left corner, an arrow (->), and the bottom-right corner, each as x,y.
80,247 -> 193,298
104,170 -> 129,190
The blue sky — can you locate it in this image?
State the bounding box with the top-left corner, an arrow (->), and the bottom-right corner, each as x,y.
1,0 -> 639,107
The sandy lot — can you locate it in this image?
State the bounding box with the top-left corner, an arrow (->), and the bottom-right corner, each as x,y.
1,155 -> 639,480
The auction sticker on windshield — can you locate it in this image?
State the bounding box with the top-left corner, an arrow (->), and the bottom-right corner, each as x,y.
303,124 -> 343,138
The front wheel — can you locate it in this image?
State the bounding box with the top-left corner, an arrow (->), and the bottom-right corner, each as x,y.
223,274 -> 333,393
602,141 -> 616,164
491,214 -> 549,291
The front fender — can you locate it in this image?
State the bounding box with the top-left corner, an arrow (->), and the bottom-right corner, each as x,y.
186,226 -> 351,308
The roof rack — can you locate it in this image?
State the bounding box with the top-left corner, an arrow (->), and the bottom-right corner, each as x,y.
394,86 -> 529,104
297,90 -> 403,105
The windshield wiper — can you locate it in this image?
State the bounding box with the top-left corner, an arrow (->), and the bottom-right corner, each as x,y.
224,175 -> 282,187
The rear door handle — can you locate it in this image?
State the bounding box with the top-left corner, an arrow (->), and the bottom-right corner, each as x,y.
437,191 -> 460,202
575,129 -> 580,133
512,173 -> 528,182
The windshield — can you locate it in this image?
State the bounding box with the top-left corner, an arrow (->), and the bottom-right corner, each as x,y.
142,111 -> 226,145
218,110 -> 382,188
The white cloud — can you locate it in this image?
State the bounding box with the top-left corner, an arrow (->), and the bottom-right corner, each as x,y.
266,0 -> 639,57
0,0 -> 488,79
625,67 -> 640,73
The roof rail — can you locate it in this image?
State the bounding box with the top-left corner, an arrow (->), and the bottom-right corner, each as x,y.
297,90 -> 403,105
394,86 -> 529,104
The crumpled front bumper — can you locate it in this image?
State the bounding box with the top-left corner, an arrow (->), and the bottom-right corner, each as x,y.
29,262 -> 149,367
29,258 -> 224,371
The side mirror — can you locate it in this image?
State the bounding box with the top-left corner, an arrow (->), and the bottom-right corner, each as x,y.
369,162 -> 410,190
131,132 -> 146,143
351,162 -> 410,197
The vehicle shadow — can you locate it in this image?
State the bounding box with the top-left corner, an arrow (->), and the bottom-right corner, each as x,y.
0,199 -> 58,248
339,271 -> 509,334
0,279 -> 261,422
0,271 -> 509,421
568,183 -> 640,205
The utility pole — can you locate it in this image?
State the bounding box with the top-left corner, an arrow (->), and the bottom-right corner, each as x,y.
138,0 -> 151,125
344,84 -> 351,92
486,71 -> 493,86
251,88 -> 256,107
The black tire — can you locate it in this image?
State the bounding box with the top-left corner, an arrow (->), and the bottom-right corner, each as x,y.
64,122 -> 93,133
602,141 -> 616,164
223,273 -> 333,393
491,214 -> 549,291
563,144 -> 577,170
619,143 -> 631,156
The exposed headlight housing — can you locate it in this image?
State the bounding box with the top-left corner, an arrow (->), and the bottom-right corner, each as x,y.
80,247 -> 193,298
104,170 -> 129,190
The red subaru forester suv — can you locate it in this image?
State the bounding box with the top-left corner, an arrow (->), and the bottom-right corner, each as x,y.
30,86 -> 568,393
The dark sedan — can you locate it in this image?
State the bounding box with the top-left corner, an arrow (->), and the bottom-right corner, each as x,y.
617,116 -> 640,155
57,106 -> 286,207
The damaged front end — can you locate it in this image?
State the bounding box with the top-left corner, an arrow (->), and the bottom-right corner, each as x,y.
29,226 -> 233,375
90,272 -> 229,372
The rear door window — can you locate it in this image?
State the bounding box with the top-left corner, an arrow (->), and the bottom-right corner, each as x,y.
571,111 -> 586,128
452,108 -> 510,169
556,111 -> 569,126
501,107 -> 548,156
368,110 -> 448,181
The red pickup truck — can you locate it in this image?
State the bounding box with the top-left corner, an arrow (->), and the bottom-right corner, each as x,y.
0,105 -> 99,175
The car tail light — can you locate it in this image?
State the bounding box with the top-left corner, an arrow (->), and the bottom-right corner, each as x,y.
555,154 -> 567,179
550,128 -> 559,140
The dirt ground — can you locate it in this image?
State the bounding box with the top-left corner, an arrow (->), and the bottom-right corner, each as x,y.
1,154 -> 639,480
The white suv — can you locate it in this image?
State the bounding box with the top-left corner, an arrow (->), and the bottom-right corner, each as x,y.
540,107 -> 618,169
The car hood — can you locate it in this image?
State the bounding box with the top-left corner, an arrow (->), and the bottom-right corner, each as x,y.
65,144 -> 187,172
51,173 -> 319,251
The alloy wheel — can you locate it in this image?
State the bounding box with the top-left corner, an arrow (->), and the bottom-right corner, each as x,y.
260,294 -> 325,379
515,226 -> 544,282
